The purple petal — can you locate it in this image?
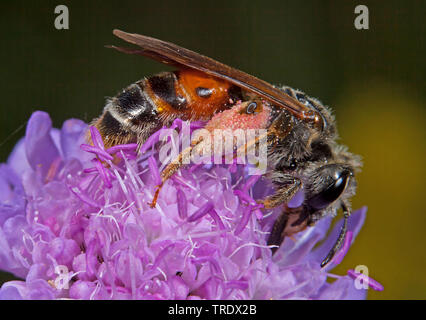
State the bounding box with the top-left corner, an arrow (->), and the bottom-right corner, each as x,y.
140,126 -> 166,154
234,205 -> 253,235
242,175 -> 260,193
80,144 -> 113,161
69,280 -> 97,300
347,269 -> 384,291
316,277 -> 357,300
332,231 -> 353,266
208,209 -> 225,230
25,111 -> 60,177
226,280 -> 249,290
148,156 -> 162,186
287,188 -> 305,208
0,281 -> 26,300
187,202 -> 214,222
0,284 -> 23,300
106,144 -> 138,155
92,158 -> 112,188
0,164 -> 23,202
89,126 -> 104,149
234,190 -> 256,205
176,189 -> 187,219
60,119 -> 88,160
26,279 -> 56,300
7,138 -> 31,177
169,275 -> 189,299
307,207 -> 367,269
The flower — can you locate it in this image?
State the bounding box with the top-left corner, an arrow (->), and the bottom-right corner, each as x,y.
0,111 -> 381,300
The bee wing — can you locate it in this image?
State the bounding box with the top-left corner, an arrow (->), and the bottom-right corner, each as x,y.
106,45 -> 184,69
111,29 -> 322,128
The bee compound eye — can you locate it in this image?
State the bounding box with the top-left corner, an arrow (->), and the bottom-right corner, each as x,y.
245,102 -> 258,114
308,169 -> 351,210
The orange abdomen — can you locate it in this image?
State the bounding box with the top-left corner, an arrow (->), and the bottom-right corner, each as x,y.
144,69 -> 241,121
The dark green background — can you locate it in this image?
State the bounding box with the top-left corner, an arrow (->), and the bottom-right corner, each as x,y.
0,0 -> 425,299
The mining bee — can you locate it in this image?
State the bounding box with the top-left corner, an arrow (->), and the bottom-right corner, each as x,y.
90,30 -> 362,267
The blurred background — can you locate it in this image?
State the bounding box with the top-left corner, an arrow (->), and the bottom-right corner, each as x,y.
0,0 -> 424,299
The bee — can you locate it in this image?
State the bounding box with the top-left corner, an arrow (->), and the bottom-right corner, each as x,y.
90,30 -> 362,267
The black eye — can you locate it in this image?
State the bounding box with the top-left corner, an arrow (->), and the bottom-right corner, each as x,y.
245,102 -> 258,114
288,159 -> 297,171
308,169 -> 351,210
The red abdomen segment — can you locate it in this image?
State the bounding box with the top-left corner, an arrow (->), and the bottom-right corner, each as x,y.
144,69 -> 240,121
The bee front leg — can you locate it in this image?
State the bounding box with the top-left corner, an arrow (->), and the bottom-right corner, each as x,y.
258,176 -> 302,209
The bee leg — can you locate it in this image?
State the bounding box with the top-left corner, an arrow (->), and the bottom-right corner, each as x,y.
267,211 -> 289,253
149,184 -> 163,208
268,206 -> 309,254
148,148 -> 191,208
149,137 -> 204,208
258,177 -> 301,209
320,202 -> 350,267
161,136 -> 205,182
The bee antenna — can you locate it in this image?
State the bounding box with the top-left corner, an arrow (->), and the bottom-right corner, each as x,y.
320,202 -> 350,268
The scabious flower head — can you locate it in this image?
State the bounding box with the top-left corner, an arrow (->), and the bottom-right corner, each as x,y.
0,111 -> 381,300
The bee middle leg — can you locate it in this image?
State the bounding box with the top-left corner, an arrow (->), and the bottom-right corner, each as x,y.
267,206 -> 309,254
149,137 -> 204,208
257,175 -> 304,253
